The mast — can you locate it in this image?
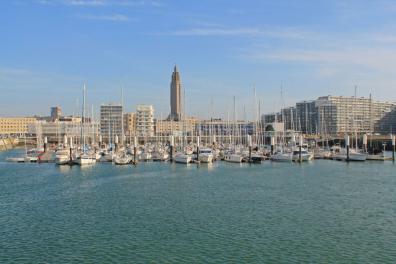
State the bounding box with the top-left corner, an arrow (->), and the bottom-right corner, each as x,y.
233,96 -> 236,149
81,84 -> 86,153
121,86 -> 124,146
280,85 -> 285,149
354,85 -> 358,151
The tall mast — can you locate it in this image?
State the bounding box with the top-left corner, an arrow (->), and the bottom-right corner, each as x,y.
121,86 -> 124,146
354,85 -> 358,151
91,104 -> 94,145
82,84 -> 86,151
233,96 -> 236,148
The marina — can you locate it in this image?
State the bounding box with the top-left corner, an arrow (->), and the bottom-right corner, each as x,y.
3,131 -> 395,166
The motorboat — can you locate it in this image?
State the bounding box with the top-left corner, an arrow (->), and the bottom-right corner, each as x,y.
100,151 -> 115,162
75,154 -> 96,166
271,152 -> 293,162
55,149 -> 71,165
292,149 -> 314,162
250,152 -> 264,163
152,151 -> 169,161
140,151 -> 152,162
224,153 -> 243,163
198,148 -> 214,163
6,157 -> 27,163
173,153 -> 192,164
313,148 -> 332,159
331,146 -> 366,161
366,152 -> 391,161
114,154 -> 132,165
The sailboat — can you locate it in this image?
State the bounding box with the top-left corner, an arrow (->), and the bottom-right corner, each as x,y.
6,133 -> 38,162
75,84 -> 96,166
224,96 -> 243,163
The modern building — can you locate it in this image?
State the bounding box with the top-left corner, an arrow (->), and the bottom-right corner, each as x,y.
262,112 -> 282,124
136,105 -> 154,137
124,112 -> 136,137
100,104 -> 123,142
264,95 -> 396,135
197,119 -> 256,137
316,96 -> 396,135
155,117 -> 198,136
169,65 -> 182,121
281,107 -> 297,131
296,101 -> 317,134
50,106 -> 62,121
0,117 -> 38,135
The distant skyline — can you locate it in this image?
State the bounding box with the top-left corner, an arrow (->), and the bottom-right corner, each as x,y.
1,0 -> 396,119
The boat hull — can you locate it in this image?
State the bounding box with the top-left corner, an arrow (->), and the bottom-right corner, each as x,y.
174,155 -> 192,164
224,154 -> 243,163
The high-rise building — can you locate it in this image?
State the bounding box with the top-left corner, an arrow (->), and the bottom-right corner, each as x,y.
50,106 -> 62,121
100,104 -> 123,142
264,95 -> 396,135
169,65 -> 182,121
136,105 -> 154,137
281,106 -> 297,131
316,96 -> 396,135
296,101 -> 317,134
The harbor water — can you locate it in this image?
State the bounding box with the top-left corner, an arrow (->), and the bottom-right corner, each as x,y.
1,149 -> 396,263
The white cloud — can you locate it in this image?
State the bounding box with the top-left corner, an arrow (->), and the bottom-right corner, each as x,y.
35,0 -> 162,7
77,13 -> 131,21
157,25 -> 310,39
63,0 -> 106,6
244,42 -> 396,75
169,27 -> 262,36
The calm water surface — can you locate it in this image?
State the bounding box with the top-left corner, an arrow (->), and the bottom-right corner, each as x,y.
1,149 -> 396,263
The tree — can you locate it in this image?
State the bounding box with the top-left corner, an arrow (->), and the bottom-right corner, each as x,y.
265,124 -> 274,132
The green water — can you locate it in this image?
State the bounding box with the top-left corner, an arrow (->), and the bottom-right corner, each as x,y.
1,149 -> 396,263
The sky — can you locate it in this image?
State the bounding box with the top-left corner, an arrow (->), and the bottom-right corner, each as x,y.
1,0 -> 396,120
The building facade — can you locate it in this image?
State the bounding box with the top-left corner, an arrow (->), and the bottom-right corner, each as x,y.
281,107 -> 296,131
100,104 -> 123,142
155,117 -> 198,136
124,112 -> 136,137
197,119 -> 256,136
28,120 -> 99,144
0,117 -> 38,135
296,101 -> 317,134
316,96 -> 396,135
136,105 -> 154,137
50,106 -> 62,121
264,95 -> 396,136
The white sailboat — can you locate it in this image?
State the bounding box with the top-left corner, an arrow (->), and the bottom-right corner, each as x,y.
224,96 -> 243,163
75,84 -> 96,166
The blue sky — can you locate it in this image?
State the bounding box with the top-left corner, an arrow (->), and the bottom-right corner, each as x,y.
1,0 -> 396,119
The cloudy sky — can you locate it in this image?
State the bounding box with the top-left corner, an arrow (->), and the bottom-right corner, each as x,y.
1,0 -> 396,119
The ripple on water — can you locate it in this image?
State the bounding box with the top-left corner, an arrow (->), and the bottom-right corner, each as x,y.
1,151 -> 396,263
